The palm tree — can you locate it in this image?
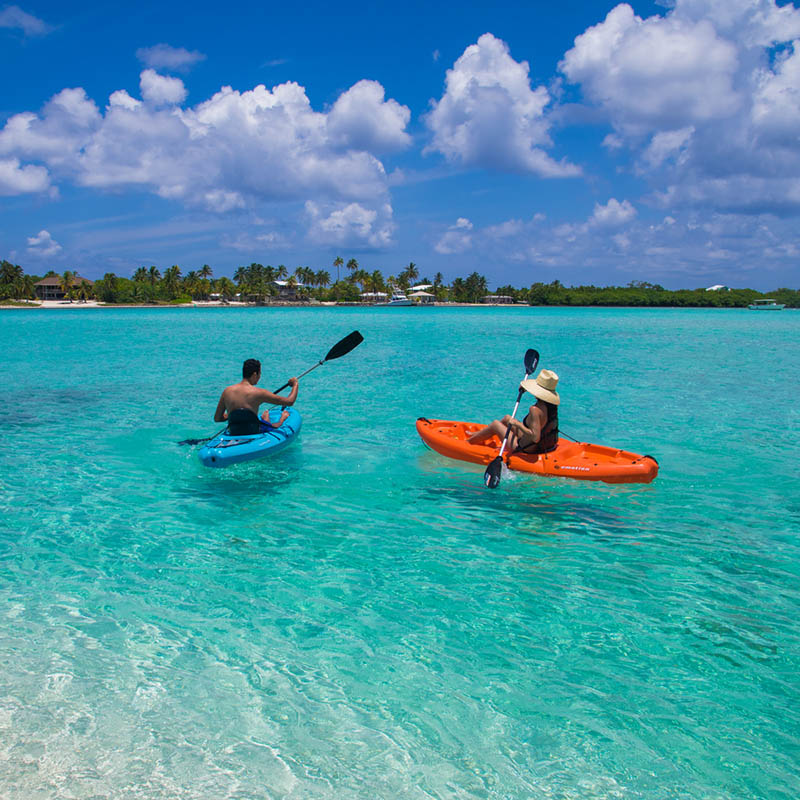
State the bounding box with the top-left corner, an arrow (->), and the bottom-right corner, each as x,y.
316,269 -> 330,288
433,272 -> 446,301
19,273 -> 35,300
464,272 -> 488,303
163,265 -> 182,299
370,270 -> 385,296
294,266 -> 311,287
199,264 -> 213,279
246,263 -> 268,303
400,261 -> 418,287
234,265 -> 248,286
352,268 -> 370,293
98,272 -> 118,303
346,258 -> 359,278
0,260 -> 20,285
184,270 -> 199,299
78,279 -> 93,303
60,270 -> 75,302
147,266 -> 161,286
215,276 -> 236,301
133,266 -> 148,282
333,256 -> 343,284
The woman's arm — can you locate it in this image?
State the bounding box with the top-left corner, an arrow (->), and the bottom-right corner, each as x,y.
511,407 -> 542,441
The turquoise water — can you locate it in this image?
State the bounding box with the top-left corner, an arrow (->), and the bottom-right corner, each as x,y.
1,306 -> 798,799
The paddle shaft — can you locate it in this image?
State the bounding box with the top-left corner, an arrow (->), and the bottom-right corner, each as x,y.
497,388 -> 526,459
273,361 -> 323,394
496,368 -> 533,460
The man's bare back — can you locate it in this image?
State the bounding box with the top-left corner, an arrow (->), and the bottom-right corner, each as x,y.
214,358 -> 298,424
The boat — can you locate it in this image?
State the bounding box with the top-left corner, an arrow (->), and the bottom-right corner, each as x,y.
748,299 -> 785,310
416,417 -> 658,484
199,408 -> 302,468
380,290 -> 414,307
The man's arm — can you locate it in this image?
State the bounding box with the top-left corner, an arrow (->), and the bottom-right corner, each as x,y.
214,392 -> 228,422
257,378 -> 298,407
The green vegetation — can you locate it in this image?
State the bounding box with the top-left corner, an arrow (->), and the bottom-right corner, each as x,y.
1,257 -> 797,307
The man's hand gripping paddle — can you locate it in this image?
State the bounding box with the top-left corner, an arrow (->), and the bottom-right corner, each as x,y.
179,330 -> 364,446
483,348 -> 539,489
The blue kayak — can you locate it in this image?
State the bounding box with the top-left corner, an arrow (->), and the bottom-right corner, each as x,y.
198,407 -> 302,468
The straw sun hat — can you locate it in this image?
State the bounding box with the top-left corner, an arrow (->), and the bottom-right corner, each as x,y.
520,369 -> 560,405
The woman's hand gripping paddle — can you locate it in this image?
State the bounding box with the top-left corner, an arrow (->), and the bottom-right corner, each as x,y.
178,330 -> 364,445
483,348 -> 539,489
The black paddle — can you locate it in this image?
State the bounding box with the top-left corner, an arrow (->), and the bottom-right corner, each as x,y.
484,348 -> 539,489
179,330 -> 364,445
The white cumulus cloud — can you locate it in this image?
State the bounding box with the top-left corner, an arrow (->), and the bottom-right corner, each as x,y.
434,217 -> 473,254
426,33 -> 580,177
561,4 -> 741,135
0,158 -> 50,194
26,229 -> 61,256
140,69 -> 187,106
0,72 -> 410,242
327,80 -> 411,152
305,201 -> 395,248
561,0 -> 800,214
589,198 -> 637,228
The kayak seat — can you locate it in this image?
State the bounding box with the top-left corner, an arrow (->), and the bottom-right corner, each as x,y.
227,408 -> 261,436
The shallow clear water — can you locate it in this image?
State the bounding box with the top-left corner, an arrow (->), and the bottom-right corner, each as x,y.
1,306 -> 798,799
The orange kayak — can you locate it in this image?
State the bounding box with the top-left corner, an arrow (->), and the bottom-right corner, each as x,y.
416,417 -> 658,484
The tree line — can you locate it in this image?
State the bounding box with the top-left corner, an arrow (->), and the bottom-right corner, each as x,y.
1,258 -> 798,307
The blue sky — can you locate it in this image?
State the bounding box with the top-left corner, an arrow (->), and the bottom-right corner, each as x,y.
2,0 -> 799,289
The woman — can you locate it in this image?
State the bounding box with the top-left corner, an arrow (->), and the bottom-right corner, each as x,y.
468,369 -> 560,454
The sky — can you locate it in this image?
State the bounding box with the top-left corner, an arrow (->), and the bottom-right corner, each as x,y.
1,0 -> 800,289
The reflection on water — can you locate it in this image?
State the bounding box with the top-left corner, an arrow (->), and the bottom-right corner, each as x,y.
1,307 -> 798,799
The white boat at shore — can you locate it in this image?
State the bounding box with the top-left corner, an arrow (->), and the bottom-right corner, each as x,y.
748,299 -> 785,310
380,290 -> 414,306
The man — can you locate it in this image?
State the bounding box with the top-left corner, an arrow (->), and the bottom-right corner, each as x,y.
214,358 -> 298,435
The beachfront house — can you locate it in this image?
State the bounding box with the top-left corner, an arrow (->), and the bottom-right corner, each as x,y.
270,280 -> 307,301
408,290 -> 435,305
34,275 -> 94,300
706,284 -> 730,291
481,294 -> 514,304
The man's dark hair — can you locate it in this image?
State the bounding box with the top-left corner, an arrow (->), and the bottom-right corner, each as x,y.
243,358 -> 261,379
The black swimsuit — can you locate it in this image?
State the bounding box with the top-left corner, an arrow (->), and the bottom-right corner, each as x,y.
515,404 -> 559,454
226,408 -> 262,436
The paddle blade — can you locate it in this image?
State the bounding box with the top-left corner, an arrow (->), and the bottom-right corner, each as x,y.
525,348 -> 540,375
484,456 -> 504,489
325,330 -> 363,362
179,436 -> 210,446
